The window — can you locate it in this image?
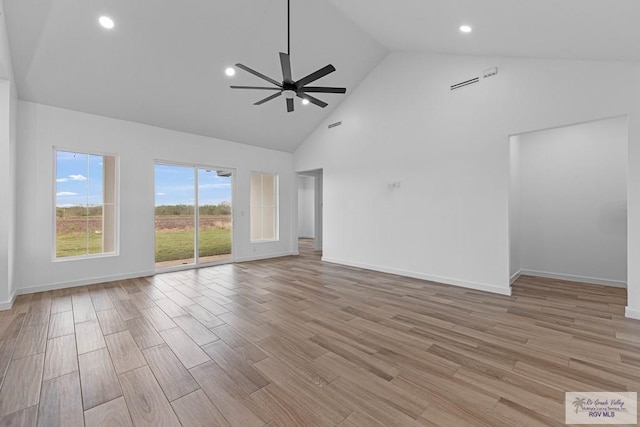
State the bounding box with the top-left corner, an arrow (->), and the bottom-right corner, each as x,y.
55,150 -> 117,259
250,171 -> 278,241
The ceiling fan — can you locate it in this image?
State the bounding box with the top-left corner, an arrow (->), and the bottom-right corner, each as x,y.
230,0 -> 346,113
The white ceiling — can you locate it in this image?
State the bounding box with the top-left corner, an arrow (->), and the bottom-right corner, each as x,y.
4,1 -> 639,153
328,0 -> 640,62
3,0 -> 386,152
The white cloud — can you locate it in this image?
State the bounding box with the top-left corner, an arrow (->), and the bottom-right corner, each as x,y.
156,193 -> 166,196
56,191 -> 78,197
57,174 -> 87,183
198,183 -> 232,189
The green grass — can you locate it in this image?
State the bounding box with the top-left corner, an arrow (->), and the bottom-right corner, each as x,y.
56,228 -> 231,261
155,228 -> 231,263
56,232 -> 104,258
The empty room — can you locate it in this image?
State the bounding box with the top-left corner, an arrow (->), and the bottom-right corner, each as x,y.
0,0 -> 639,426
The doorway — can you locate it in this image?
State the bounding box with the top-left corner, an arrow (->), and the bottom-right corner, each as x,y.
297,169 -> 323,251
509,116 -> 628,287
155,162 -> 233,270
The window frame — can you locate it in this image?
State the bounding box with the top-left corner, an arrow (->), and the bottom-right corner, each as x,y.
250,171 -> 279,243
52,147 -> 120,262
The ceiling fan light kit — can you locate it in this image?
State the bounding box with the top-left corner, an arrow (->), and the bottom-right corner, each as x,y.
230,0 -> 346,112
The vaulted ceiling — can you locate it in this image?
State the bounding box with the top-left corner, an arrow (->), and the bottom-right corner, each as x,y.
3,0 -> 386,152
330,0 -> 640,62
4,1 -> 639,152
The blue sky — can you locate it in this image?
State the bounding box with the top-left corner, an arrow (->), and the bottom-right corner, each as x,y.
155,164 -> 232,206
56,151 -> 104,207
57,153 -> 232,207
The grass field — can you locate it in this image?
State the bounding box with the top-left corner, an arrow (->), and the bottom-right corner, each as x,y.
155,228 -> 231,262
56,232 -> 104,258
56,215 -> 232,261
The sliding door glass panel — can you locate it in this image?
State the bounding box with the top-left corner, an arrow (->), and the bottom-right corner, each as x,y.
155,164 -> 196,268
197,168 -> 232,264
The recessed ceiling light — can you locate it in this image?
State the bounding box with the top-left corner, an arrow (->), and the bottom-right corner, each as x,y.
99,16 -> 115,29
225,67 -> 236,77
302,99 -> 310,105
459,25 -> 472,33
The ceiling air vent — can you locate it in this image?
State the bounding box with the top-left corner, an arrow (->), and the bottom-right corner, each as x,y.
450,77 -> 480,91
328,121 -> 342,129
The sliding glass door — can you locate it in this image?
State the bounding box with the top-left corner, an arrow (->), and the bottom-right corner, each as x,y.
197,167 -> 233,264
155,163 -> 233,270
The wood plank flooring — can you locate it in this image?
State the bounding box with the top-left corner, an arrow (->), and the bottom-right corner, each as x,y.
0,239 -> 638,426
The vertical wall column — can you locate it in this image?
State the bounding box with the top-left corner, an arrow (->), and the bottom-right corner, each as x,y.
0,80 -> 11,305
314,173 -> 323,251
625,75 -> 640,319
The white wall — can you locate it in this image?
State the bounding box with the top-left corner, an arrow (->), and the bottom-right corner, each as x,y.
298,175 -> 315,238
294,52 -> 638,299
626,80 -> 640,319
0,80 -> 10,304
15,101 -> 296,295
0,0 -> 14,81
509,136 -> 521,281
0,0 -> 17,306
511,117 -> 627,286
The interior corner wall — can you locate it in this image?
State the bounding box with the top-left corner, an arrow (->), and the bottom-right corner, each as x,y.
0,80 -> 10,304
509,136 -> 521,282
298,175 -> 315,238
626,74 -> 640,320
7,78 -> 16,301
294,52 -> 638,297
15,101 -> 296,295
512,117 -> 628,287
0,0 -> 17,306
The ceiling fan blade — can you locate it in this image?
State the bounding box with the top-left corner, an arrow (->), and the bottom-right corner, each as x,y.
235,63 -> 282,87
280,52 -> 293,83
299,86 -> 346,94
297,93 -> 328,108
286,98 -> 294,112
230,86 -> 282,90
295,64 -> 336,88
254,92 -> 282,105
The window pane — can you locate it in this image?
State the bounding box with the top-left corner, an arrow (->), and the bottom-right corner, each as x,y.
198,168 -> 232,262
262,174 -> 275,207
155,164 -> 196,267
250,172 -> 278,242
56,206 -> 89,257
55,150 -> 117,258
250,172 -> 262,206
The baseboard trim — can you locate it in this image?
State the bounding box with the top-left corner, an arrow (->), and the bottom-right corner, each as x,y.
0,290 -> 17,311
510,270 -> 523,285
625,307 -> 640,320
321,257 -> 511,296
518,269 -> 626,288
16,270 -> 156,297
236,251 -> 299,263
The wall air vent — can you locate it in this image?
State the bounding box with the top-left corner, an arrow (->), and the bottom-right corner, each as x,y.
450,77 -> 480,91
328,121 -> 342,129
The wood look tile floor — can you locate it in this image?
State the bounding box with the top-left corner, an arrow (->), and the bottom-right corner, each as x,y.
0,239 -> 638,426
